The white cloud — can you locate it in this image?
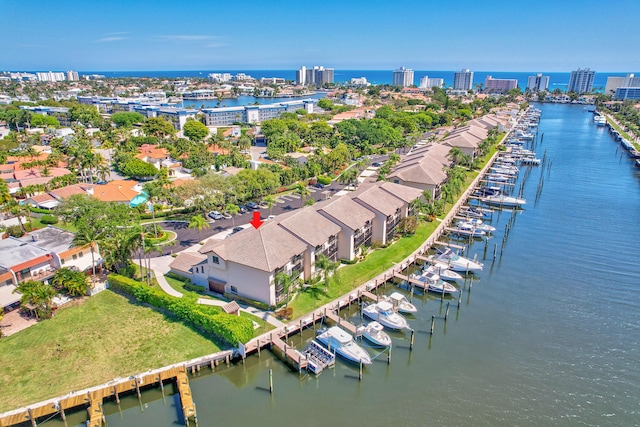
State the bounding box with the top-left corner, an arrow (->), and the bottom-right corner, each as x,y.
156,35 -> 221,42
96,36 -> 128,43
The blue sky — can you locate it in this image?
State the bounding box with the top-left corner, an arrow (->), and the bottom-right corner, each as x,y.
1,0 -> 638,72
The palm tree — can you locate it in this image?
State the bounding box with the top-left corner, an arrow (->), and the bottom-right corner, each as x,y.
225,203 -> 240,227
188,215 -> 210,234
339,167 -> 359,188
314,254 -> 339,292
72,220 -> 103,278
274,272 -> 293,311
294,183 -> 311,208
263,195 -> 276,215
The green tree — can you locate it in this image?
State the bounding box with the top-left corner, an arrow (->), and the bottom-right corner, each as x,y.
15,280 -> 56,319
111,111 -> 145,128
30,114 -> 60,128
142,117 -> 176,139
122,158 -> 159,179
188,215 -> 210,234
225,203 -> 240,227
263,195 -> 276,215
294,182 -> 311,207
274,272 -> 293,311
51,267 -> 89,296
183,119 -> 209,142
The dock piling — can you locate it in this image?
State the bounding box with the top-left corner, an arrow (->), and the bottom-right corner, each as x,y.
430,315 -> 435,334
410,329 -> 415,350
269,369 -> 273,394
445,302 -> 450,321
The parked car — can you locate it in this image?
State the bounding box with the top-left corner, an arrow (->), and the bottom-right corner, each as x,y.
371,162 -> 382,167
314,182 -> 325,189
246,202 -> 259,210
208,211 -> 224,220
238,205 -> 248,214
231,226 -> 244,234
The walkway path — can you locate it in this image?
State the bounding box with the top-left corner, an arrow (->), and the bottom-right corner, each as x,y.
147,256 -> 285,328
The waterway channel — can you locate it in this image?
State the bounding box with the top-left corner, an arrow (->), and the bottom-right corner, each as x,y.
46,104 -> 640,426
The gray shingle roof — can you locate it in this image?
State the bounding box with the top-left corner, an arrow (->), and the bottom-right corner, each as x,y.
317,196 -> 375,231
278,209 -> 341,247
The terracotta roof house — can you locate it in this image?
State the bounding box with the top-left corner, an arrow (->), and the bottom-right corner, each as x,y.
90,180 -> 141,204
136,144 -> 182,174
197,221 -> 307,305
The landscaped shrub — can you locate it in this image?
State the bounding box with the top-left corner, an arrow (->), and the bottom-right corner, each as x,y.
317,175 -> 332,185
108,274 -> 254,345
40,214 -> 59,225
166,271 -> 189,282
223,293 -> 270,311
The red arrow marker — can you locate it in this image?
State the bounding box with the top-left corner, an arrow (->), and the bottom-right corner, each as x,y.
249,211 -> 264,229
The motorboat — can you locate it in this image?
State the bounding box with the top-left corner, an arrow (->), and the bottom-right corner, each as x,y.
458,218 -> 496,233
434,247 -> 483,273
357,321 -> 392,348
520,157 -> 541,165
474,187 -> 502,197
481,195 -> 527,208
422,262 -> 464,282
450,221 -> 486,238
316,326 -> 372,365
363,301 -> 410,330
484,173 -> 511,182
411,271 -> 459,295
459,206 -> 492,219
594,115 -> 607,126
384,292 -> 418,314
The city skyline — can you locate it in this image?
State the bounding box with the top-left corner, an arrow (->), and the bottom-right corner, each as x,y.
1,0 -> 639,72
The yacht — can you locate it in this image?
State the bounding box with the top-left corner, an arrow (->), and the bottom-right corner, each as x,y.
363,301 -> 410,330
481,195 -> 527,208
384,292 -> 418,314
449,221 -> 486,238
422,262 -> 464,282
316,326 -> 372,365
458,218 -> 496,233
411,271 -> 459,295
594,115 -> 607,126
357,322 -> 392,348
434,247 -> 484,272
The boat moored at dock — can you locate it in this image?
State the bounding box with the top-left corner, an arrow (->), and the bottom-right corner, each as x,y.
316,326 -> 372,365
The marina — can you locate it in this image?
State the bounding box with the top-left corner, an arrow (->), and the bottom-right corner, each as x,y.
4,103 -> 640,426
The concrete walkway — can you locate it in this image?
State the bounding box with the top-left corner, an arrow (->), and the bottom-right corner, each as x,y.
147,256 -> 285,328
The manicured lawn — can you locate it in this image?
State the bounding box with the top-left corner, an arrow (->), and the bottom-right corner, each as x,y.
0,291 -> 221,412
165,275 -> 217,300
605,116 -> 640,150
29,218 -> 77,233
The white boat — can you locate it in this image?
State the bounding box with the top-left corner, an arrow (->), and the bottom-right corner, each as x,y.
363,301 -> 410,330
384,292 -> 417,314
357,321 -> 392,348
422,262 -> 464,282
459,206 -> 491,219
316,326 -> 372,365
481,195 -> 527,208
411,271 -> 459,295
594,115 -> 606,126
458,219 -> 496,233
434,247 -> 484,273
520,157 -> 541,165
450,221 -> 486,237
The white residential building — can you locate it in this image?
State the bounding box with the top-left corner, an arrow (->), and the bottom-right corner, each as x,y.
568,68 -> 595,93
393,67 -> 414,87
36,71 -> 66,82
527,73 -> 550,92
419,76 -> 444,89
453,69 -> 474,91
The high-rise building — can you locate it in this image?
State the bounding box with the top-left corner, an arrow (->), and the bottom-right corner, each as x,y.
453,69 -> 474,91
567,68 -> 595,93
605,74 -> 640,95
296,66 -> 306,85
66,70 -> 79,81
614,87 -> 640,100
484,76 -> 518,93
36,71 -> 66,82
527,73 -> 550,92
419,76 -> 444,89
392,66 -> 414,87
297,65 -> 334,86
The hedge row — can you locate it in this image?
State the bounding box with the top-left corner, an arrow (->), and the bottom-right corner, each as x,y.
317,175 -> 332,185
108,274 -> 254,345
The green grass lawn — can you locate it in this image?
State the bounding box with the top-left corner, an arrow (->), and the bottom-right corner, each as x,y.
605,116 -> 640,150
0,291 -> 221,412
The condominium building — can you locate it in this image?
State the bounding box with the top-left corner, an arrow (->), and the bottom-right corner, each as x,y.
208,73 -> 232,83
567,68 -> 595,93
419,76 -> 444,89
66,70 -> 79,81
527,73 -> 550,91
203,100 -> 316,126
392,66 -> 414,87
36,71 -> 66,82
453,69 -> 474,91
297,65 -> 334,86
484,76 -> 518,93
605,74 -> 640,95
614,87 -> 640,100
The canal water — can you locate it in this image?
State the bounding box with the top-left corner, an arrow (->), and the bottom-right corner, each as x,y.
51,104 -> 640,426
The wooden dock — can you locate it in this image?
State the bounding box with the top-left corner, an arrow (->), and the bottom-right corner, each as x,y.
324,309 -> 358,334
176,367 -> 197,424
270,336 -> 308,370
393,273 -> 430,292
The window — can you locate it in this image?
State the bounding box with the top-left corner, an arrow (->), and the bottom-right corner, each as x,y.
78,252 -> 83,258
61,259 -> 65,265
72,254 -> 77,260
211,255 -> 220,264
